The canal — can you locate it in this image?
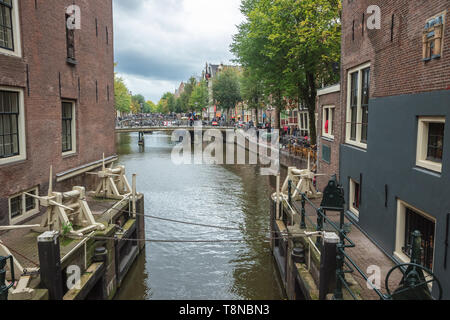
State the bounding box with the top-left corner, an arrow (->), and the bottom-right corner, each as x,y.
114,132 -> 285,300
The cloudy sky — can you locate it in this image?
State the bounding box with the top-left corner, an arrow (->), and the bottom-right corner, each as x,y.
113,0 -> 244,103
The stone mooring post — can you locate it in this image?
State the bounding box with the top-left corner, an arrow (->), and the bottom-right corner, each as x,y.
319,232 -> 339,300
37,231 -> 63,300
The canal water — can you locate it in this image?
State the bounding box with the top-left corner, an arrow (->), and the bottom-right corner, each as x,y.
114,132 -> 285,300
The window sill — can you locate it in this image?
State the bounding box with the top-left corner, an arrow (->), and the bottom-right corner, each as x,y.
349,207 -> 360,219
344,141 -> 368,151
0,47 -> 22,58
66,58 -> 78,66
393,251 -> 410,265
11,208 -> 40,225
321,135 -> 335,142
62,151 -> 78,159
346,210 -> 360,223
0,154 -> 27,167
416,160 -> 442,174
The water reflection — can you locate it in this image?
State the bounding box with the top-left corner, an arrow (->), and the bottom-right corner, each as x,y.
114,132 -> 284,300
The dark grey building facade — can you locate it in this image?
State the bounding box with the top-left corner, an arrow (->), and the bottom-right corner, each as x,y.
340,0 -> 450,298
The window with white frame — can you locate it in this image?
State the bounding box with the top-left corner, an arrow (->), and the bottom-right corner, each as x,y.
9,187 -> 40,224
346,64 -> 370,148
416,117 -> 445,173
349,179 -> 360,217
0,0 -> 21,57
0,87 -> 26,165
299,111 -> 309,137
322,105 -> 335,139
62,101 -> 76,155
395,200 -> 436,271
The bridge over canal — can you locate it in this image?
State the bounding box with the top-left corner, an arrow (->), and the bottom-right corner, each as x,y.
115,126 -> 235,134
115,126 -> 237,145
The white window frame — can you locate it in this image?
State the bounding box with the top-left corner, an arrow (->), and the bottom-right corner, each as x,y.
346,62 -> 371,149
298,111 -> 309,135
62,100 -> 77,156
416,116 -> 445,173
394,200 -> 436,269
0,86 -> 26,166
9,186 -> 40,225
349,179 -> 360,217
0,0 -> 22,57
322,105 -> 335,139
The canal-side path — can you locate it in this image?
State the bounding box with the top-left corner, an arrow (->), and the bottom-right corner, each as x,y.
302,199 -> 403,300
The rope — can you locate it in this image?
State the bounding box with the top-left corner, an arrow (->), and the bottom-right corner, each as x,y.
93,200 -> 277,234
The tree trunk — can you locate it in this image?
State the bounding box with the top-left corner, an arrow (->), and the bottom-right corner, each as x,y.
306,72 -> 317,145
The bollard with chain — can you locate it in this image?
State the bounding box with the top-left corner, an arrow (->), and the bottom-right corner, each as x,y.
0,255 -> 15,301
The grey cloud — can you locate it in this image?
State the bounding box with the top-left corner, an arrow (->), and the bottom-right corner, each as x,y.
115,48 -> 200,81
113,0 -> 243,100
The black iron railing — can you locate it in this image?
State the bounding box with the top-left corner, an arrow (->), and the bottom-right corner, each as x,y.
287,180 -> 387,300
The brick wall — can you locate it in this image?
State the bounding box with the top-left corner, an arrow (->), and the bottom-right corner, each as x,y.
0,0 -> 115,225
341,0 -> 449,141
316,89 -> 341,192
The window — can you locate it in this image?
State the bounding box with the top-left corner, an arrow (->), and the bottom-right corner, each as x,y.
416,117 -> 445,173
62,101 -> 76,155
322,144 -> 331,164
361,68 -> 370,143
322,105 -> 335,139
9,187 -> 40,224
423,14 -> 445,61
299,111 -> 309,137
395,200 -> 436,271
0,0 -> 13,50
346,64 -> 371,148
349,179 -> 360,217
0,0 -> 20,57
0,88 -> 25,165
9,194 -> 22,218
0,90 -> 19,158
66,14 -> 76,63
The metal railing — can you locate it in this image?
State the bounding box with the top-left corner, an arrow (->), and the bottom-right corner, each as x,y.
286,180 -> 387,300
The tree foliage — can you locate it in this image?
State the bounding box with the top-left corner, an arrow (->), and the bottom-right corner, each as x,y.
231,0 -> 341,140
189,80 -> 209,112
212,68 -> 242,113
114,75 -> 131,113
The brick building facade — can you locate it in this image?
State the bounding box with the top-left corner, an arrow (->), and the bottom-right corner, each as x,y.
316,84 -> 341,192
333,0 -> 449,298
0,0 -> 116,226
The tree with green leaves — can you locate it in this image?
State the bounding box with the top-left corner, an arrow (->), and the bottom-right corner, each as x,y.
114,75 -> 131,114
189,80 -> 209,113
131,94 -> 152,113
179,77 -> 197,113
231,0 -> 341,142
146,100 -> 158,113
240,68 -> 264,121
160,92 -> 176,113
212,68 -> 242,118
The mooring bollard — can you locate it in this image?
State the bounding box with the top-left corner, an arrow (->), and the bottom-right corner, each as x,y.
319,232 -> 339,300
37,231 -> 63,300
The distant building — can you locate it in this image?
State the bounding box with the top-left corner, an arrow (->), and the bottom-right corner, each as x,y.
0,0 -> 116,226
175,82 -> 185,98
203,62 -> 241,120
